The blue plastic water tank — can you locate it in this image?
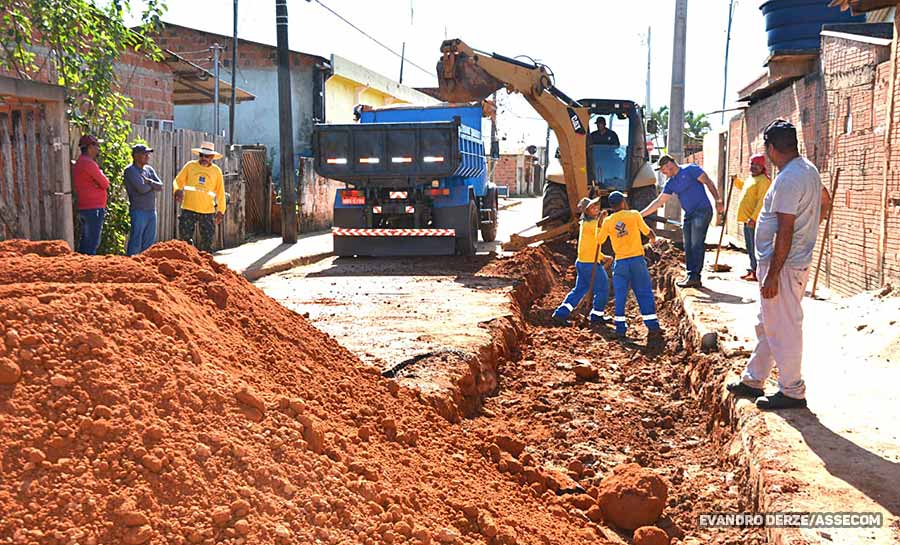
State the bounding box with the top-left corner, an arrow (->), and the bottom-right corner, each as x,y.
760,0 -> 866,53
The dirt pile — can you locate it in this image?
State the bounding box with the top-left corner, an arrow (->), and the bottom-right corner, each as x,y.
0,240 -> 606,545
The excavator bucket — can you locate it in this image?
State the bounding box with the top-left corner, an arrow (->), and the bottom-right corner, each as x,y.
437,40 -> 504,102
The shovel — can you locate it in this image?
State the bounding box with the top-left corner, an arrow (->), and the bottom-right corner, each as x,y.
709,176 -> 736,273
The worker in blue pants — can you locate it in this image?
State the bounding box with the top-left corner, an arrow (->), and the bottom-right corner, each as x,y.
597,191 -> 663,341
552,197 -> 612,325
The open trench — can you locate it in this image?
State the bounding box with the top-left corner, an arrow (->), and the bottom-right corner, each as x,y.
388,239 -> 766,545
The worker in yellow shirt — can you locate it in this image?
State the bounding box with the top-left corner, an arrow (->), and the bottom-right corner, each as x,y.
552,197 -> 612,326
597,191 -> 662,341
735,154 -> 772,282
174,141 -> 226,252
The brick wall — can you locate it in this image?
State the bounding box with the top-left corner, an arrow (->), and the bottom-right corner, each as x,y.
155,25 -> 318,72
0,44 -> 174,124
117,50 -> 175,123
725,66 -> 826,253
493,155 -> 520,195
880,21 -> 900,290
684,151 -> 704,169
726,33 -> 900,296
821,36 -> 891,295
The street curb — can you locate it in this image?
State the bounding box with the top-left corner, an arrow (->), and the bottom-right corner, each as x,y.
672,284 -> 720,352
667,273 -> 833,545
240,251 -> 334,281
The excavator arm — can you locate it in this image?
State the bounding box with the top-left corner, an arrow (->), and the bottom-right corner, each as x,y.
437,39 -> 591,250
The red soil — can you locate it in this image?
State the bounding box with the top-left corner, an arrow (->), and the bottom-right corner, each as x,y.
0,240 -> 608,545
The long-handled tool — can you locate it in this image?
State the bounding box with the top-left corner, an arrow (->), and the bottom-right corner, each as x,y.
709,175 -> 737,273
811,168 -> 841,299
645,214 -> 683,229
576,234 -> 605,318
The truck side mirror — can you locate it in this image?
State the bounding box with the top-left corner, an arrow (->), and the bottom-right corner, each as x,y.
490,140 -> 500,159
646,119 -> 658,134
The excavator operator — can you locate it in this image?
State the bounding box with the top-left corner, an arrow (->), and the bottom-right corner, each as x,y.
590,117 -> 620,146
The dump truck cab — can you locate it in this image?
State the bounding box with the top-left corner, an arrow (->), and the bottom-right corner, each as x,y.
313,103 -> 498,257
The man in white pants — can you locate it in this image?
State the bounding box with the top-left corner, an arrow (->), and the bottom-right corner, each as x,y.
727,120 -> 832,410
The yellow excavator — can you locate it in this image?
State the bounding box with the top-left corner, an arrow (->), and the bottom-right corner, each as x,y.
437,39 -> 659,250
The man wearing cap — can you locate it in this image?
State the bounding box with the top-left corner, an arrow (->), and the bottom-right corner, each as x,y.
124,144 -> 164,256
597,191 -> 663,341
590,117 -> 620,146
174,141 -> 226,252
735,154 -> 772,282
551,196 -> 611,326
727,120 -> 832,410
72,134 -> 111,255
639,155 -> 724,288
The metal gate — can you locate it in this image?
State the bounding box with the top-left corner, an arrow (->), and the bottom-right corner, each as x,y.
241,146 -> 270,235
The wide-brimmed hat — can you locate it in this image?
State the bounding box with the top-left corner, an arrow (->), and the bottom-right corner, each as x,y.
578,196 -> 602,213
191,141 -> 223,160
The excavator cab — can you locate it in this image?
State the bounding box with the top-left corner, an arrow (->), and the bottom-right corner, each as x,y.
543,99 -> 658,222
581,99 -> 658,210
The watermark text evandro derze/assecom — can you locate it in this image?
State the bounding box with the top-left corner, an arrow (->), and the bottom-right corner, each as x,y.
698,512 -> 884,529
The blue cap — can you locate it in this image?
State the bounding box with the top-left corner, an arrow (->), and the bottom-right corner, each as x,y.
131,144 -> 154,155
608,191 -> 626,207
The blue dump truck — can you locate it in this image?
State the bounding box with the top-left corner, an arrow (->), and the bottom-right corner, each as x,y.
312,103 -> 498,257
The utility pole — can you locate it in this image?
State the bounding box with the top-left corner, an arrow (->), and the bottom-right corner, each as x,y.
399,42 -> 406,84
489,92 -> 499,183
645,26 -> 651,115
229,0 -> 238,145
668,0 -> 688,161
275,0 -> 297,243
211,44 -> 224,137
721,0 -> 735,125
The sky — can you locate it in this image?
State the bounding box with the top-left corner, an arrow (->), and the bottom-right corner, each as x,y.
133,0 -> 770,150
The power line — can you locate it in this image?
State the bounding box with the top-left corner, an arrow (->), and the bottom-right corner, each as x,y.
308,0 -> 434,80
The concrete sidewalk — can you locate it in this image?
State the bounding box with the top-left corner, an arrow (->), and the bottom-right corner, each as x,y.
677,249 -> 900,545
213,231 -> 333,280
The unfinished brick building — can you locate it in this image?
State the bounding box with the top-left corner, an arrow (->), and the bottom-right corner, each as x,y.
727,22 -> 900,295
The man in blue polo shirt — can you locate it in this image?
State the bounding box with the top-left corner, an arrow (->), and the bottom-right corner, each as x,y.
640,154 -> 724,288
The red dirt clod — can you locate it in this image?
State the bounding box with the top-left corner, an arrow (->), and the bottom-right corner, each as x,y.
0,358 -> 21,384
598,463 -> 669,530
633,525 -> 670,545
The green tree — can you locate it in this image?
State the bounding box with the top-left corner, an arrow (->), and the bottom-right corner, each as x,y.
684,110 -> 711,142
648,106 -> 712,148
1,0 -> 166,254
648,106 -> 669,143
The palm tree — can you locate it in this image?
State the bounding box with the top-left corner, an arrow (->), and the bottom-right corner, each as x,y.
684,111 -> 711,142
649,106 -> 668,143
648,107 -> 711,150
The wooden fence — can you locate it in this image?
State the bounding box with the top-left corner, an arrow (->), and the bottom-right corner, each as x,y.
0,100 -> 72,244
1,74 -> 269,251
